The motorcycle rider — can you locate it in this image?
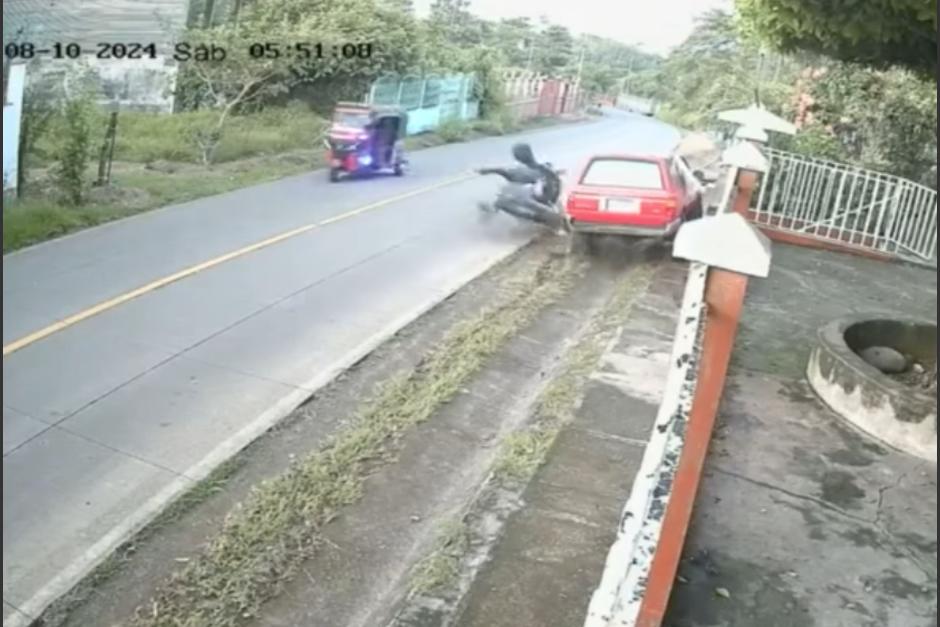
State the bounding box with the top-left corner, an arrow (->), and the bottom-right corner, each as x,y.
476,143 -> 567,232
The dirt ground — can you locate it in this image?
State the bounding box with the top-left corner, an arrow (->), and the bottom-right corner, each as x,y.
664,243 -> 938,627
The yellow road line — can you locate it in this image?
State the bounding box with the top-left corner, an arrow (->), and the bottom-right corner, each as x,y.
3,172 -> 477,357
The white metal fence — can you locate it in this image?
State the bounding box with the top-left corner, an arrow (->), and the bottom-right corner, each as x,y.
752,148 -> 938,265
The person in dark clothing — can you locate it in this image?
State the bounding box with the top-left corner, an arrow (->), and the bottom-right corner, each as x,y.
476,143 -> 566,231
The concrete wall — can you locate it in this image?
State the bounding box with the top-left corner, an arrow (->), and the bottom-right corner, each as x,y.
4,0 -> 187,112
87,56 -> 178,112
502,72 -> 544,122
30,57 -> 178,113
3,63 -> 26,192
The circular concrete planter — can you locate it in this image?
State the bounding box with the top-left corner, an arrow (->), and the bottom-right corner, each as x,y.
807,316 -> 937,463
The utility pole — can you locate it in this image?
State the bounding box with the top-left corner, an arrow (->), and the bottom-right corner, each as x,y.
572,47 -> 585,111
524,39 -> 535,74
623,42 -> 642,97
755,50 -> 767,106
574,47 -> 585,90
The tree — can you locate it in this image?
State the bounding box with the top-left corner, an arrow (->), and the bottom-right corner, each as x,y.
574,34 -> 662,97
428,0 -> 487,47
648,9 -> 936,184
176,0 -> 425,156
55,95 -> 94,205
788,62 -> 938,183
536,25 -> 575,76
650,9 -> 805,128
491,17 -> 537,68
178,17 -> 298,163
736,0 -> 937,77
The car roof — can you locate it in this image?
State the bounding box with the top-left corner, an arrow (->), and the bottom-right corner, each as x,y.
572,154 -> 676,190
582,154 -> 669,163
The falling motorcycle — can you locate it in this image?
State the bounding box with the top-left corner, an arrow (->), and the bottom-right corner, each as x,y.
476,143 -> 568,233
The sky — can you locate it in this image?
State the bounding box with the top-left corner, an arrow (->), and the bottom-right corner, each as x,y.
413,0 -> 733,56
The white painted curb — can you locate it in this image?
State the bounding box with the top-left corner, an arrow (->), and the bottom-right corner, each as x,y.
584,262 -> 708,627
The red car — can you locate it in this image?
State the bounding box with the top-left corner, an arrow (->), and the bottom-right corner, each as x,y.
564,153 -> 703,249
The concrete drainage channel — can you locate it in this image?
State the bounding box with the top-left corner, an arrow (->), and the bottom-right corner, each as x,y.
34,236 -> 684,627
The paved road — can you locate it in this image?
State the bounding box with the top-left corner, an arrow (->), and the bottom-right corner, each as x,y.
2,110 -> 679,625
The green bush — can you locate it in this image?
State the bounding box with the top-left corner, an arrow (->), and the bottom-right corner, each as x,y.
55,98 -> 94,205
473,119 -> 504,135
472,109 -> 519,136
215,105 -> 328,162
654,104 -> 696,129
34,103 -> 329,166
2,198 -> 120,251
779,125 -> 846,162
437,118 -> 471,143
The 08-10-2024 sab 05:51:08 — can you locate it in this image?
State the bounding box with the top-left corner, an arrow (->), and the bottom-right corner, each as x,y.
2,41 -> 374,62
247,42 -> 374,60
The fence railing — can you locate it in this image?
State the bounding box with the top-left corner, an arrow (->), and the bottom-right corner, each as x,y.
367,73 -> 479,135
751,148 -> 938,265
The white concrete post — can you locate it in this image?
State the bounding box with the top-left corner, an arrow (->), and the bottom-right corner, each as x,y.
3,63 -> 27,193
673,139 -> 773,277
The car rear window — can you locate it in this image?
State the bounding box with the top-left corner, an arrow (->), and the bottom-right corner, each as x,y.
580,159 -> 664,189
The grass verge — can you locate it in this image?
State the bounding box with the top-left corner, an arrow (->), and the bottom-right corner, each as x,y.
3,114 -> 583,253
493,262 -> 658,484
397,262 -> 659,617
38,456 -> 247,627
124,252 -> 581,627
408,520 -> 472,596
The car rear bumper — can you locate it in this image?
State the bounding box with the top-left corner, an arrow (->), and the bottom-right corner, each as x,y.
567,217 -> 682,238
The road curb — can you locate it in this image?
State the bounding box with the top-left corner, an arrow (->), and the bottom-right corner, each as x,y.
634,268 -> 749,626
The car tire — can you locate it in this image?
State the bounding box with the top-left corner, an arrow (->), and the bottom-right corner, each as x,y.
329,168 -> 341,183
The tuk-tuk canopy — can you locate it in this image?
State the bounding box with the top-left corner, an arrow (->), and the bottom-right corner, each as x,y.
332,102 -> 407,127
329,102 -> 409,139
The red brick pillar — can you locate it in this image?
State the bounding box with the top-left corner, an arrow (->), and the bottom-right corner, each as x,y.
634,168 -> 763,627
731,170 -> 759,219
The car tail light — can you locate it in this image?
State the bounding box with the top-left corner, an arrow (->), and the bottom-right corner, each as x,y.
566,194 -> 600,212
642,197 -> 680,217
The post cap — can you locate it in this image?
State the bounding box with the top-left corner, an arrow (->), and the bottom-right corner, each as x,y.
673,212 -> 772,278
722,141 -> 769,173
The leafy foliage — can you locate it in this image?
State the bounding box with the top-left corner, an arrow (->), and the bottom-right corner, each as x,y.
55,96 -> 94,205
536,24 -> 576,76
785,63 -> 938,184
736,0 -> 937,76
651,8 -> 937,185
648,9 -> 805,128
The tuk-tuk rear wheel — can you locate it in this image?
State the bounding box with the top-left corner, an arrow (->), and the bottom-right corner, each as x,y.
328,168 -> 341,182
